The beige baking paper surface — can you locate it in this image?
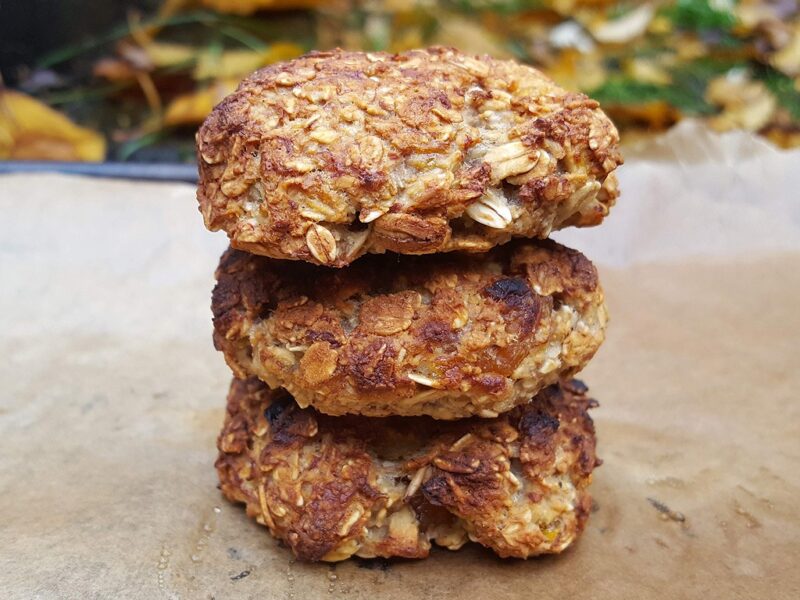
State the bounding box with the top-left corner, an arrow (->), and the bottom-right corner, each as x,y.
1,122 -> 799,599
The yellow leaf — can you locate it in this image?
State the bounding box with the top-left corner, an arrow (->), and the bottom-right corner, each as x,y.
587,4 -> 655,44
762,124 -> 800,149
431,16 -> 514,59
261,42 -> 306,65
143,42 -> 197,68
93,58 -> 138,81
706,76 -> 777,132
546,49 -> 607,92
623,57 -> 672,86
162,79 -> 240,126
199,0 -> 324,15
0,90 -> 106,161
771,23 -> 800,77
193,43 -> 304,80
605,102 -> 679,131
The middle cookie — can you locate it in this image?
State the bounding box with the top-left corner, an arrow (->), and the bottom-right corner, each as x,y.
213,239 -> 607,419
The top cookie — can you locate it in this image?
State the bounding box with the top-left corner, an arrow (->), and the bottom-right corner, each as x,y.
197,47 -> 622,267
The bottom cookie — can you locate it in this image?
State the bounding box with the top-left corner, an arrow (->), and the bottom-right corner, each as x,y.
216,377 -> 600,562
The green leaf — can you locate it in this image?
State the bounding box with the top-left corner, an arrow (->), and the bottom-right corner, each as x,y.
660,0 -> 738,32
505,38 -> 531,63
589,79 -> 665,105
119,128 -> 173,162
42,82 -> 130,105
755,66 -> 800,122
444,0 -> 545,15
36,10 -> 220,68
215,25 -> 268,51
608,3 -> 641,20
36,9 -> 314,69
588,58 -> 745,115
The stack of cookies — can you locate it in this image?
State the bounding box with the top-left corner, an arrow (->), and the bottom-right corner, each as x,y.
196,47 -> 622,562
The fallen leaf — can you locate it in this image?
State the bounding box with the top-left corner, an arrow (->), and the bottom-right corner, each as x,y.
706,74 -> 777,131
623,57 -> 672,86
162,79 -> 239,126
199,0 -> 325,15
93,58 -> 138,81
142,41 -> 197,69
547,48 -> 607,93
0,89 -> 106,161
606,102 -> 680,130
771,23 -> 800,77
193,42 -> 304,80
431,15 -> 514,59
588,4 -> 656,44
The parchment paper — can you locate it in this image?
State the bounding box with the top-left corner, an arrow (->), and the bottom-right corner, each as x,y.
1,121 -> 799,599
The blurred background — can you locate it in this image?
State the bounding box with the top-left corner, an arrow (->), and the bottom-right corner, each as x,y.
1,0 -> 798,165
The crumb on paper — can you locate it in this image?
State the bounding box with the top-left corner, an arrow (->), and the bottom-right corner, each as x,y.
647,497 -> 686,522
230,569 -> 251,581
734,502 -> 762,529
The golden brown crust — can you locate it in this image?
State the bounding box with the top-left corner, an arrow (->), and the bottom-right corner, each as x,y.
212,239 -> 607,419
216,377 -> 600,561
197,47 -> 622,266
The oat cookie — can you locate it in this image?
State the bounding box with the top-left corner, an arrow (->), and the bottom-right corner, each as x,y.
216,377 -> 600,561
212,239 -> 607,419
197,47 -> 622,266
